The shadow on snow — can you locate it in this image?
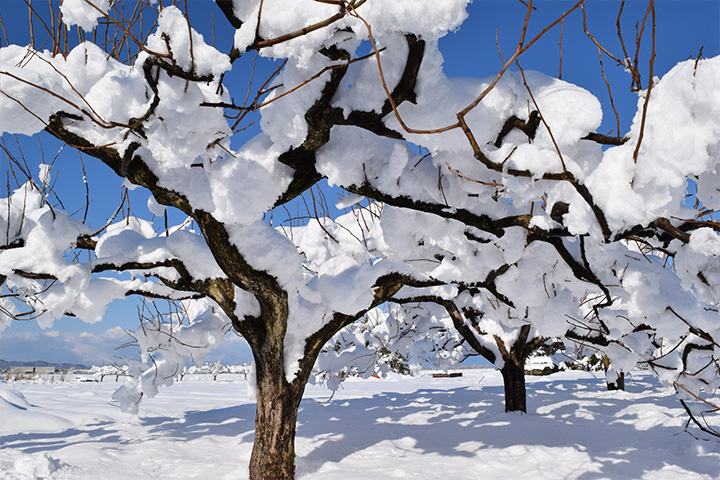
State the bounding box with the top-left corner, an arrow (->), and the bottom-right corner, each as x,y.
1,375 -> 717,478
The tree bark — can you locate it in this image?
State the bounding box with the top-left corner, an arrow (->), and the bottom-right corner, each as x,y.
251,376 -> 302,479
500,356 -> 527,413
249,338 -> 308,480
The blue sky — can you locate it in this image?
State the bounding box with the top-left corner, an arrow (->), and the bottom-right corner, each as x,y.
0,0 -> 718,366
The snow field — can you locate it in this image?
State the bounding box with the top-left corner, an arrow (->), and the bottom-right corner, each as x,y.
1,370 -> 718,480
1,0 -> 719,420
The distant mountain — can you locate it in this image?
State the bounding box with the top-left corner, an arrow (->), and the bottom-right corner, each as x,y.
0,359 -> 90,370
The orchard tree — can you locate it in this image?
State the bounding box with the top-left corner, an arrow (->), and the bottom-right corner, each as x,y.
313,206 -> 571,413
1,1 -> 720,479
0,1 -> 474,478
317,298 -> 549,413
328,0 -> 720,431
318,0 -> 719,425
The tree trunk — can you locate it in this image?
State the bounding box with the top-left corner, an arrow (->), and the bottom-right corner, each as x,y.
240,274 -> 408,478
606,371 -> 625,391
602,355 -> 625,391
500,356 -> 527,413
250,376 -> 302,479
248,336 -> 308,480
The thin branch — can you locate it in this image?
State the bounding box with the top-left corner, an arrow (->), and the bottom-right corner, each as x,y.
632,1 -> 655,164
516,62 -> 567,173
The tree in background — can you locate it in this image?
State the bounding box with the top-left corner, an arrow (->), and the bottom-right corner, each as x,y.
1,1 -> 720,478
318,0 -> 720,427
314,204 -> 605,413
331,0 -> 720,433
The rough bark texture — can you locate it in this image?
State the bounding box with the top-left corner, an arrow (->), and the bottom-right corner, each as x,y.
250,340 -> 307,480
245,274 -> 410,479
500,357 -> 528,413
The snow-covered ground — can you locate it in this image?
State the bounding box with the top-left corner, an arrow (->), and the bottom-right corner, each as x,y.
1,370 -> 718,480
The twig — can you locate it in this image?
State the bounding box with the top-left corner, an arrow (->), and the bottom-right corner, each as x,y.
558,18 -> 563,79
350,0 -> 582,137
595,45 -> 622,138
693,46 -> 704,76
183,0 -> 195,74
632,1 -> 655,164
27,0 -> 35,49
0,11 -> 9,47
249,0 -> 365,50
444,162 -> 503,187
581,2 -> 624,66
678,397 -> 720,438
516,62 -> 567,173
255,0 -> 265,41
495,29 -> 504,64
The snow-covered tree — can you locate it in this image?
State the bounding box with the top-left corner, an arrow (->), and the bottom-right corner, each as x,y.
0,3 -> 472,477
314,205 -> 585,413
1,1 -> 720,478
331,2 -> 720,435
313,0 -> 720,423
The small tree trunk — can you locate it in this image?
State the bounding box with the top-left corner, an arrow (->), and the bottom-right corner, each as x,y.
606,371 -> 625,391
602,355 -> 625,391
500,357 -> 527,413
